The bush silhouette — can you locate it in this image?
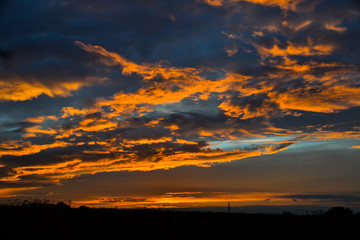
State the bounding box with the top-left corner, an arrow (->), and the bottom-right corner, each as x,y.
325,206 -> 353,217
8,198 -> 50,207
78,205 -> 91,210
56,202 -> 71,209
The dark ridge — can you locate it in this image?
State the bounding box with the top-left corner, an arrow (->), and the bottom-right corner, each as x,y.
0,199 -> 359,240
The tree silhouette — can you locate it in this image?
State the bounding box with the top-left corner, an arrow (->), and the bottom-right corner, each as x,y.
325,206 -> 353,217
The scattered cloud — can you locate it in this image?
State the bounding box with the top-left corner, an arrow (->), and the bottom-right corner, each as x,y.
0,187 -> 40,198
1,40 -> 359,186
0,77 -> 106,102
0,140 -> 70,158
350,145 -> 360,149
72,191 -> 360,208
280,194 -> 360,203
0,0 -> 359,206
202,0 -> 302,10
325,22 -> 347,33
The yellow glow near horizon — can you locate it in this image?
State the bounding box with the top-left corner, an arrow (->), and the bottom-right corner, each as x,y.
70,191 -> 359,209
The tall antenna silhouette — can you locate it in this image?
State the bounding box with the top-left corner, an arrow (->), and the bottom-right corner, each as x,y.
228,202 -> 230,214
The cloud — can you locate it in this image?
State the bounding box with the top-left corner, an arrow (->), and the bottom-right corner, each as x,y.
256,41 -> 334,58
325,22 -> 347,33
0,140 -> 71,158
0,131 -> 297,183
72,191 -> 289,208
225,44 -> 239,57
72,191 -> 360,208
350,145 -> 360,149
0,77 -> 106,102
218,97 -> 278,119
75,41 -> 254,117
280,194 -> 360,203
203,0 -> 224,7
0,187 -> 40,198
202,0 -> 302,10
291,20 -> 312,31
80,41 -> 354,121
268,83 -> 360,113
1,39 -> 359,187
299,127 -> 360,142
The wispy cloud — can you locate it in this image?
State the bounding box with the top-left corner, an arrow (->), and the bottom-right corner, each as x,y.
72,191 -> 360,208
0,77 -> 106,102
202,0 -> 302,10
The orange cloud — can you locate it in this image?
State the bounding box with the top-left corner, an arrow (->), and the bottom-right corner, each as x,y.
245,0 -> 301,10
203,0 -> 223,6
75,41 -> 252,117
197,126 -> 266,139
75,41 -> 200,80
218,99 -> 276,119
268,83 -> 360,113
0,140 -> 70,157
72,191 -> 336,208
124,137 -> 173,145
257,42 -> 334,58
1,140 -> 294,183
24,126 -> 57,135
145,118 -> 164,127
202,0 -> 301,10
77,118 -> 118,132
307,131 -> 360,142
15,42 -> 357,151
225,44 -> 239,57
0,77 -> 106,102
79,41 -> 348,123
61,107 -> 89,118
325,22 -> 347,33
166,124 -> 180,131
3,41 -> 358,188
175,139 -> 199,145
254,40 -> 336,74
0,187 -> 40,198
53,115 -> 118,139
26,115 -> 57,123
292,20 -> 312,31
276,58 -> 343,72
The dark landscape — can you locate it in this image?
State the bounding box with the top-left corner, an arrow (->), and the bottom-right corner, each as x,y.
1,200 -> 359,240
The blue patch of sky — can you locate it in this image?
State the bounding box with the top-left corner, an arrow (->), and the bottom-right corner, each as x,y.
284,139 -> 360,153
208,136 -> 293,150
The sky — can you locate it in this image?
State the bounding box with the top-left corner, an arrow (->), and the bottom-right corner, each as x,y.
0,0 -> 360,209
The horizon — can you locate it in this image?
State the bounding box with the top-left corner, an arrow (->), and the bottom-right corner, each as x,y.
1,0 -> 360,210
3,198 -> 360,215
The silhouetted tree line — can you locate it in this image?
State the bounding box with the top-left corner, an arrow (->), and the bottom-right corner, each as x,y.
0,199 -> 359,240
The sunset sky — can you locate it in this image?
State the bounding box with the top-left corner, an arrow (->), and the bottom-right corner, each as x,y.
1,0 -> 360,209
